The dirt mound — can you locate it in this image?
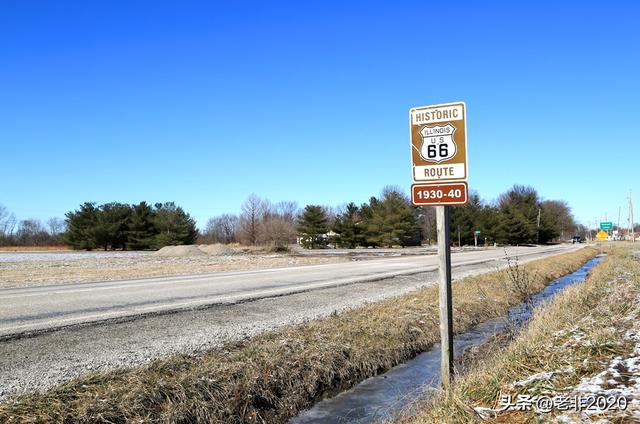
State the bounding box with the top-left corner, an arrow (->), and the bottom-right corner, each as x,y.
154,245 -> 207,257
153,244 -> 237,257
198,244 -> 235,256
153,246 -> 175,256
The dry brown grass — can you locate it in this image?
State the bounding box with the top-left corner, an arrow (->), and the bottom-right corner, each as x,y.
0,245 -> 69,251
406,244 -> 639,423
0,248 -> 598,423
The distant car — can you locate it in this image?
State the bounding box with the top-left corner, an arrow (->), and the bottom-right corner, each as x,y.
571,236 -> 583,244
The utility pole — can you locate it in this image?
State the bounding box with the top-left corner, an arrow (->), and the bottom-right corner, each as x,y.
617,206 -> 621,241
630,190 -> 635,242
436,206 -> 454,389
536,208 -> 541,244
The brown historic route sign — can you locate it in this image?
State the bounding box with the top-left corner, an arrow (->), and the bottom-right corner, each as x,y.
411,182 -> 468,206
409,102 -> 468,206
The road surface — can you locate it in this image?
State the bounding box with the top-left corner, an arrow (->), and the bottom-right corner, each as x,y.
0,244 -> 578,338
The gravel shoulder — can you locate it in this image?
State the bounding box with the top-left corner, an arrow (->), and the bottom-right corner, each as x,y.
0,251 -> 354,288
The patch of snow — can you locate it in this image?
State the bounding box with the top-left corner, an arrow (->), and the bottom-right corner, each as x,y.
553,329 -> 569,337
567,339 -> 640,419
625,329 -> 640,342
472,406 -> 497,420
509,366 -> 575,389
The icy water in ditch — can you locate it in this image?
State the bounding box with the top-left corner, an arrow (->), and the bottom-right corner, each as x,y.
291,255 -> 605,424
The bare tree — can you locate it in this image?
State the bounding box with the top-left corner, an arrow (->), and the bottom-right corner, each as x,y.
0,205 -> 17,245
45,217 -> 67,245
47,217 -> 67,236
418,206 -> 436,245
540,200 -> 576,241
260,201 -> 299,249
0,204 -> 8,227
204,214 -> 239,244
275,201 -> 299,222
16,219 -> 48,246
261,215 -> 296,249
238,194 -> 268,245
5,215 -> 17,241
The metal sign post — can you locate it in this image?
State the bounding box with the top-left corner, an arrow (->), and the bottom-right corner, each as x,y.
600,220 -> 613,250
596,230 -> 607,254
409,101 -> 468,389
436,206 -> 454,388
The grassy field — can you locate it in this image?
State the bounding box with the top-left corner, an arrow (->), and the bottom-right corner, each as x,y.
0,247 -> 597,423
405,244 -> 639,423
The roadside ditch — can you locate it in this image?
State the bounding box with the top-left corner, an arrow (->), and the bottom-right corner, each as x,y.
292,255 -> 604,423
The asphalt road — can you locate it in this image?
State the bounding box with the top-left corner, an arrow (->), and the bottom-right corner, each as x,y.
0,245 -> 579,338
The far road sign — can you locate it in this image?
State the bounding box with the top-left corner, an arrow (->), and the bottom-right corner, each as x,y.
596,230 -> 608,241
600,222 -> 613,231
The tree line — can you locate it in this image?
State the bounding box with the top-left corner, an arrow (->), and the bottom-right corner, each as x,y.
0,201 -> 197,250
296,185 -> 579,248
443,185 -> 579,246
298,188 -> 421,248
1,184 -> 598,249
201,184 -> 582,249
64,202 -> 197,250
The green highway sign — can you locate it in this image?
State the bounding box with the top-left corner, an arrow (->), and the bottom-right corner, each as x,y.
600,222 -> 613,231
474,230 -> 481,236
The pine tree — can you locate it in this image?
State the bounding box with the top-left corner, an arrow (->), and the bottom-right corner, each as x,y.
477,205 -> 500,245
359,197 -> 379,247
65,202 -> 99,250
93,202 -> 132,250
297,205 -> 329,249
496,185 -> 540,245
332,203 -> 363,248
497,204 -> 535,245
450,191 -> 483,246
128,202 -> 156,250
365,189 -> 420,247
152,202 -> 198,248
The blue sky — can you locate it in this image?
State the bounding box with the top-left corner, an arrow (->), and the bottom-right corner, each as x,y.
1,1 -> 638,229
